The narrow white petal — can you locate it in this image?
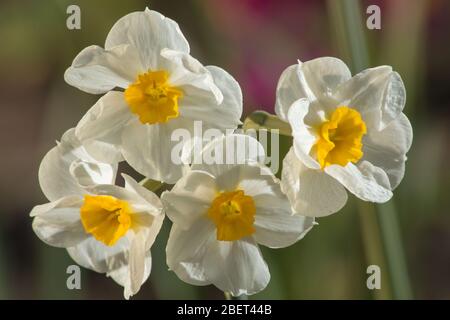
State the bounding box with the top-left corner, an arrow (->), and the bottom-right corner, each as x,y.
108,250 -> 152,300
127,232 -> 147,298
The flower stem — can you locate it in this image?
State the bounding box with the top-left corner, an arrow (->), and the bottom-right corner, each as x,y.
377,201 -> 413,299
243,111 -> 292,136
327,0 -> 413,299
140,178 -> 173,197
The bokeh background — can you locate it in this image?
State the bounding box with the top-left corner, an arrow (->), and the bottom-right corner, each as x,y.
0,0 -> 448,299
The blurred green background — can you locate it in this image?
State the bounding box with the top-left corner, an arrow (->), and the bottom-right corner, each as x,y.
0,0 -> 448,299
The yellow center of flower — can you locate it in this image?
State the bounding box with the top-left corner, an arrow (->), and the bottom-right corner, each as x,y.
80,195 -> 133,246
124,70 -> 183,124
314,106 -> 367,169
207,190 -> 256,241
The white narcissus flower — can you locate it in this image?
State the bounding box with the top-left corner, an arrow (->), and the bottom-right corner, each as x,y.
65,8 -> 242,183
31,129 -> 164,299
162,134 -> 315,296
276,57 -> 413,217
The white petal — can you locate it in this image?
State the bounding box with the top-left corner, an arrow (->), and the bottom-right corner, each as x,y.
108,250 -> 152,300
75,91 -> 131,163
287,99 -> 321,170
57,127 -> 102,163
275,64 -> 302,121
31,196 -> 87,248
234,162 -> 316,247
39,141 -> 84,201
207,66 -> 243,122
122,174 -> 163,213
121,118 -> 192,183
67,236 -> 130,274
326,161 -> 393,203
161,170 -> 216,228
70,159 -> 116,189
237,164 -> 280,197
298,57 -> 352,101
64,44 -> 142,94
177,65 -> 242,129
203,238 -> 270,296
281,148 -> 348,217
363,113 -> 412,189
105,9 -> 189,69
276,58 -> 351,121
334,66 -> 406,130
142,211 -> 165,251
190,134 -> 266,181
166,218 -> 216,286
127,231 -> 147,298
254,207 -> 315,248
87,184 -> 143,205
161,49 -> 223,103
122,173 -> 165,251
40,129 -> 84,200
39,128 -> 118,202
82,139 -> 124,164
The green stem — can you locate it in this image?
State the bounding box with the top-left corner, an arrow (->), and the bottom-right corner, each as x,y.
356,200 -> 391,299
327,0 -> 413,299
140,178 -> 173,197
243,111 -> 292,136
377,201 -> 413,299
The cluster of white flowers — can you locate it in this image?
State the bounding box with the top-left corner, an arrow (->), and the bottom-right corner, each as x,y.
31,8 -> 412,298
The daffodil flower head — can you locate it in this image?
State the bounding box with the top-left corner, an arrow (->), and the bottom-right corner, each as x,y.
65,8 -> 243,183
31,129 -> 164,299
276,57 -> 413,217
162,134 -> 315,296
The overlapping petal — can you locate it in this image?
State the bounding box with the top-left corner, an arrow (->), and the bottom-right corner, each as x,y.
105,8 -> 190,69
